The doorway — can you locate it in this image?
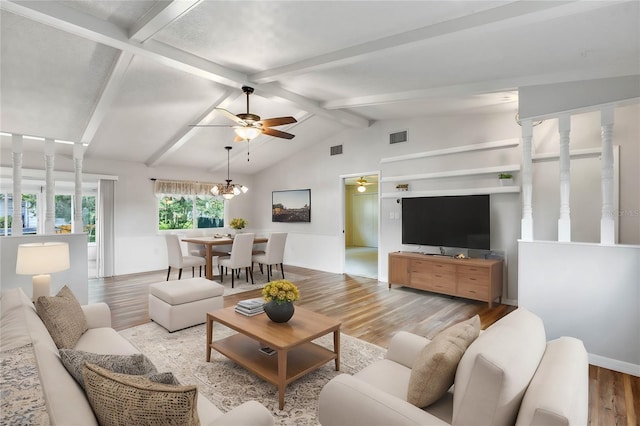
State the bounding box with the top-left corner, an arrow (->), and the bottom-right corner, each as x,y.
343,174 -> 379,279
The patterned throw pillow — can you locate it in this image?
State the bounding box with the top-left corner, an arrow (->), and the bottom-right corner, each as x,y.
35,286 -> 88,349
59,350 -> 175,389
407,315 -> 481,408
82,363 -> 200,426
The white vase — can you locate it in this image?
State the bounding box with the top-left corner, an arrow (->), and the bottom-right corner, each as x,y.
499,178 -> 514,186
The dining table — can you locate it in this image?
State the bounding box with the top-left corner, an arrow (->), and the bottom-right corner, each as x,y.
181,235 -> 268,280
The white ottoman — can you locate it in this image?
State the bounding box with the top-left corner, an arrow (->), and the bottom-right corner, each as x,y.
148,278 -> 224,332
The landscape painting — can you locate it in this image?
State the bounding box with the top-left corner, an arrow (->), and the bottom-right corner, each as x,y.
272,189 -> 311,223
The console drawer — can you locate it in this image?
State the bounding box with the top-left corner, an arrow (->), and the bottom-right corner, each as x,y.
427,272 -> 456,295
457,265 -> 490,278
457,272 -> 490,287
457,281 -> 489,300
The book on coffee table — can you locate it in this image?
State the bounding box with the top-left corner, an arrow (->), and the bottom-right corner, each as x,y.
234,305 -> 264,316
235,298 -> 265,316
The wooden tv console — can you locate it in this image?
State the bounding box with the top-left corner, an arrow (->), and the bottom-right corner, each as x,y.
388,252 -> 503,307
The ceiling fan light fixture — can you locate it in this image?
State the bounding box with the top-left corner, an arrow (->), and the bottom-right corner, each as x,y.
234,126 -> 262,140
357,185 -> 366,193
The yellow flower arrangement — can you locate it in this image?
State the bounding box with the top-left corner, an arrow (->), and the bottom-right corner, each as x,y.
229,217 -> 247,230
262,279 -> 300,304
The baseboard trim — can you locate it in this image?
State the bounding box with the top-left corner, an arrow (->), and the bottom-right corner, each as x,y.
589,353 -> 640,377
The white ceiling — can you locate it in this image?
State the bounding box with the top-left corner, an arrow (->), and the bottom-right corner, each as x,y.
1,1 -> 638,175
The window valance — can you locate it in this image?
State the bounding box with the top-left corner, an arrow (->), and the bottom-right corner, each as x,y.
153,179 -> 216,196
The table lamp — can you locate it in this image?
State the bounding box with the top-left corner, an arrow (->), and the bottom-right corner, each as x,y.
16,242 -> 70,302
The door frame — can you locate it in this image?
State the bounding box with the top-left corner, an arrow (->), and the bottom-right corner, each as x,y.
338,171 -> 381,277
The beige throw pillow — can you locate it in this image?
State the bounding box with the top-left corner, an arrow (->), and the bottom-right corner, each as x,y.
83,363 -> 200,426
59,350 -> 177,390
407,315 -> 481,408
35,285 -> 88,349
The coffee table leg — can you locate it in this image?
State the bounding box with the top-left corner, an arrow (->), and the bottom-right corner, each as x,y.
333,329 -> 341,370
206,315 -> 212,362
277,350 -> 287,410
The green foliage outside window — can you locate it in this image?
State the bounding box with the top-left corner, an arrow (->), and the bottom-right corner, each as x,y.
158,195 -> 225,230
83,196 -> 96,242
158,196 -> 194,230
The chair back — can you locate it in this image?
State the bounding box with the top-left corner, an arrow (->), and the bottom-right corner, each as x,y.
165,234 -> 184,268
264,232 -> 287,264
228,233 -> 255,268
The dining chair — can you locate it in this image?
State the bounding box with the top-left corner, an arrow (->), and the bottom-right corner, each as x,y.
165,234 -> 206,280
218,233 -> 255,288
252,232 -> 287,282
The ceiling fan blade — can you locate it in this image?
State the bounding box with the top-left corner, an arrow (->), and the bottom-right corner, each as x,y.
262,127 -> 295,140
214,107 -> 246,125
259,116 -> 297,127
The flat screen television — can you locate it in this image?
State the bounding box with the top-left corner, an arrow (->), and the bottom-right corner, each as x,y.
401,195 -> 490,250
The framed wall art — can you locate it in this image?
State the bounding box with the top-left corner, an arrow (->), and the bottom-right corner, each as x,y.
272,189 -> 311,223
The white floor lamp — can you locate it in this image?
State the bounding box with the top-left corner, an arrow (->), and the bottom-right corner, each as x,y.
16,242 -> 70,302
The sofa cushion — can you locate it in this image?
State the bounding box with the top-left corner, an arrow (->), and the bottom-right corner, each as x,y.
452,308 -> 546,426
407,315 -> 480,408
60,350 -> 159,389
35,285 -> 88,349
83,363 -> 200,426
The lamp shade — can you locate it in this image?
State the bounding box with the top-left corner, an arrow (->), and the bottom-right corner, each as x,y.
16,242 -> 70,275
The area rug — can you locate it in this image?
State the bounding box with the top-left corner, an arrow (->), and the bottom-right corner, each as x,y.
120,321 -> 385,425
222,269 -> 308,297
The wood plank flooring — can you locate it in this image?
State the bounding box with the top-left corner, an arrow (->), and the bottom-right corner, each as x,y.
89,265 -> 638,426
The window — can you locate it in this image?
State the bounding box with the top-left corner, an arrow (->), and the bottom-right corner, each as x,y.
158,194 -> 224,231
55,194 -> 72,233
0,193 -> 38,235
83,196 -> 96,242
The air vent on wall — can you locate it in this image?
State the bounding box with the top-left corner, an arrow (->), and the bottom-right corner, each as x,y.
330,144 -> 343,156
389,130 -> 408,144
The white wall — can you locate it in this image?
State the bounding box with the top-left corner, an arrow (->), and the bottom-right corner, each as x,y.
519,240 -> 640,376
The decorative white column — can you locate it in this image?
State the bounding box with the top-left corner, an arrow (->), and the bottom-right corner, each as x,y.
521,119 -> 534,241
11,134 -> 24,236
600,107 -> 615,244
73,144 -> 85,233
557,114 -> 571,242
44,138 -> 56,234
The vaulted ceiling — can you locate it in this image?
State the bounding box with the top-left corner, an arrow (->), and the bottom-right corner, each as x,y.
1,1 -> 638,175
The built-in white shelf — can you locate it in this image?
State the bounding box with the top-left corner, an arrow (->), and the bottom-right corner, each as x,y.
381,164 -> 520,183
380,139 -> 519,164
532,147 -> 603,162
381,186 -> 520,198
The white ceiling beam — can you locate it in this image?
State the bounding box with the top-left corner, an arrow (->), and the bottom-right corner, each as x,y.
81,51 -> 133,145
2,0 -> 368,129
323,65 -> 640,109
129,0 -> 203,43
145,90 -> 240,167
258,83 -> 370,128
249,0 -> 619,84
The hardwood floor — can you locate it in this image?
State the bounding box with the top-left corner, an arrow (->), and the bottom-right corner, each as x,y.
89,265 -> 638,426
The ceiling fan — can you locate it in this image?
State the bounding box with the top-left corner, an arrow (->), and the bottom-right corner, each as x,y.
356,177 -> 373,192
191,86 -> 297,141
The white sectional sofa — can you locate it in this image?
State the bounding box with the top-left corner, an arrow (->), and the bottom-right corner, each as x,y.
319,308 -> 588,426
0,287 -> 274,425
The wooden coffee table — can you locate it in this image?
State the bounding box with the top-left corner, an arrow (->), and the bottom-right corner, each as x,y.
206,305 -> 341,410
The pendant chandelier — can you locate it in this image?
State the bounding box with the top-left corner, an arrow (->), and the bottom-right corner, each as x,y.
211,146 -> 248,200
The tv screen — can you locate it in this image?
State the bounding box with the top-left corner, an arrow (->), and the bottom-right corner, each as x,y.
401,195 -> 490,250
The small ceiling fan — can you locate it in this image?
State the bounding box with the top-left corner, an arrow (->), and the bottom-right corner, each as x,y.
191,86 -> 297,141
356,177 -> 373,192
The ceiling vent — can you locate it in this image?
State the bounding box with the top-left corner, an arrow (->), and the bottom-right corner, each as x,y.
389,130 -> 408,144
330,144 -> 343,156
